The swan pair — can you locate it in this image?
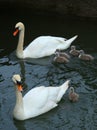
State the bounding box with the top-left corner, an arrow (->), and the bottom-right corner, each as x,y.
11,22 -> 77,120
13,22 -> 78,59
12,74 -> 70,120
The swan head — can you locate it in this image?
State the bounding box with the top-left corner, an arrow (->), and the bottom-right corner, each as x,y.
12,74 -> 23,92
15,22 -> 24,31
13,22 -> 24,36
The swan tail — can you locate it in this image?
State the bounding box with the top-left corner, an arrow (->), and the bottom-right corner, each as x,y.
64,35 -> 78,49
61,80 -> 70,92
57,80 -> 70,102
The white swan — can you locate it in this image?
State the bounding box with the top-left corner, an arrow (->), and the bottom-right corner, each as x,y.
13,22 -> 78,59
12,74 -> 70,120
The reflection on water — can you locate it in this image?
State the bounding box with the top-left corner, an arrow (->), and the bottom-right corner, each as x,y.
1,8 -> 97,130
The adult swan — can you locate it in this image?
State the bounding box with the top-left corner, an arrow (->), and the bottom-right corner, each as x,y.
12,74 -> 70,120
13,22 -> 78,59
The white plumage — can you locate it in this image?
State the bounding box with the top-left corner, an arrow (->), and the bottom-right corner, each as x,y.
13,22 -> 78,59
12,74 -> 70,120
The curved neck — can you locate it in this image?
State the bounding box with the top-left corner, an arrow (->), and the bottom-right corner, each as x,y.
13,85 -> 24,120
16,28 -> 25,58
16,88 -> 23,106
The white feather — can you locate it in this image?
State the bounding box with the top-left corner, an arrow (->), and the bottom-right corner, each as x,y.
12,75 -> 70,120
14,22 -> 78,59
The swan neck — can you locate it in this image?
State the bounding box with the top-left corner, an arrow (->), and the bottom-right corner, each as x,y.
13,85 -> 25,120
16,28 -> 25,58
15,87 -> 23,108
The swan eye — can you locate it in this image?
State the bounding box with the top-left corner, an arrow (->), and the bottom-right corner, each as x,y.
18,27 -> 21,30
18,26 -> 23,31
15,27 -> 20,31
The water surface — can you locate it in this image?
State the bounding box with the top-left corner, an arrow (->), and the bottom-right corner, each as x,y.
0,9 -> 97,130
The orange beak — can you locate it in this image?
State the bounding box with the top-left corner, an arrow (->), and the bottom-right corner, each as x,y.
13,28 -> 19,36
18,85 -> 23,92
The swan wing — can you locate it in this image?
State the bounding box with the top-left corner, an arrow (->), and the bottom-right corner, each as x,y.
23,86 -> 59,118
22,80 -> 69,119
23,36 -> 67,58
23,86 -> 49,109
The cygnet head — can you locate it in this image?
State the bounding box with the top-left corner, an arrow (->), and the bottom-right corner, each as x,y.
69,87 -> 74,93
79,50 -> 85,54
55,49 -> 60,55
54,50 -> 60,56
71,45 -> 76,50
55,49 -> 61,52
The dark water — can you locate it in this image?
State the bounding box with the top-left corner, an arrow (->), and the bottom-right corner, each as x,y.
1,8 -> 97,130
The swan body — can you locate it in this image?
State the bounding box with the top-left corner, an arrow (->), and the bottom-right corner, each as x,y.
12,74 -> 70,120
78,50 -> 94,61
13,22 -> 78,59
